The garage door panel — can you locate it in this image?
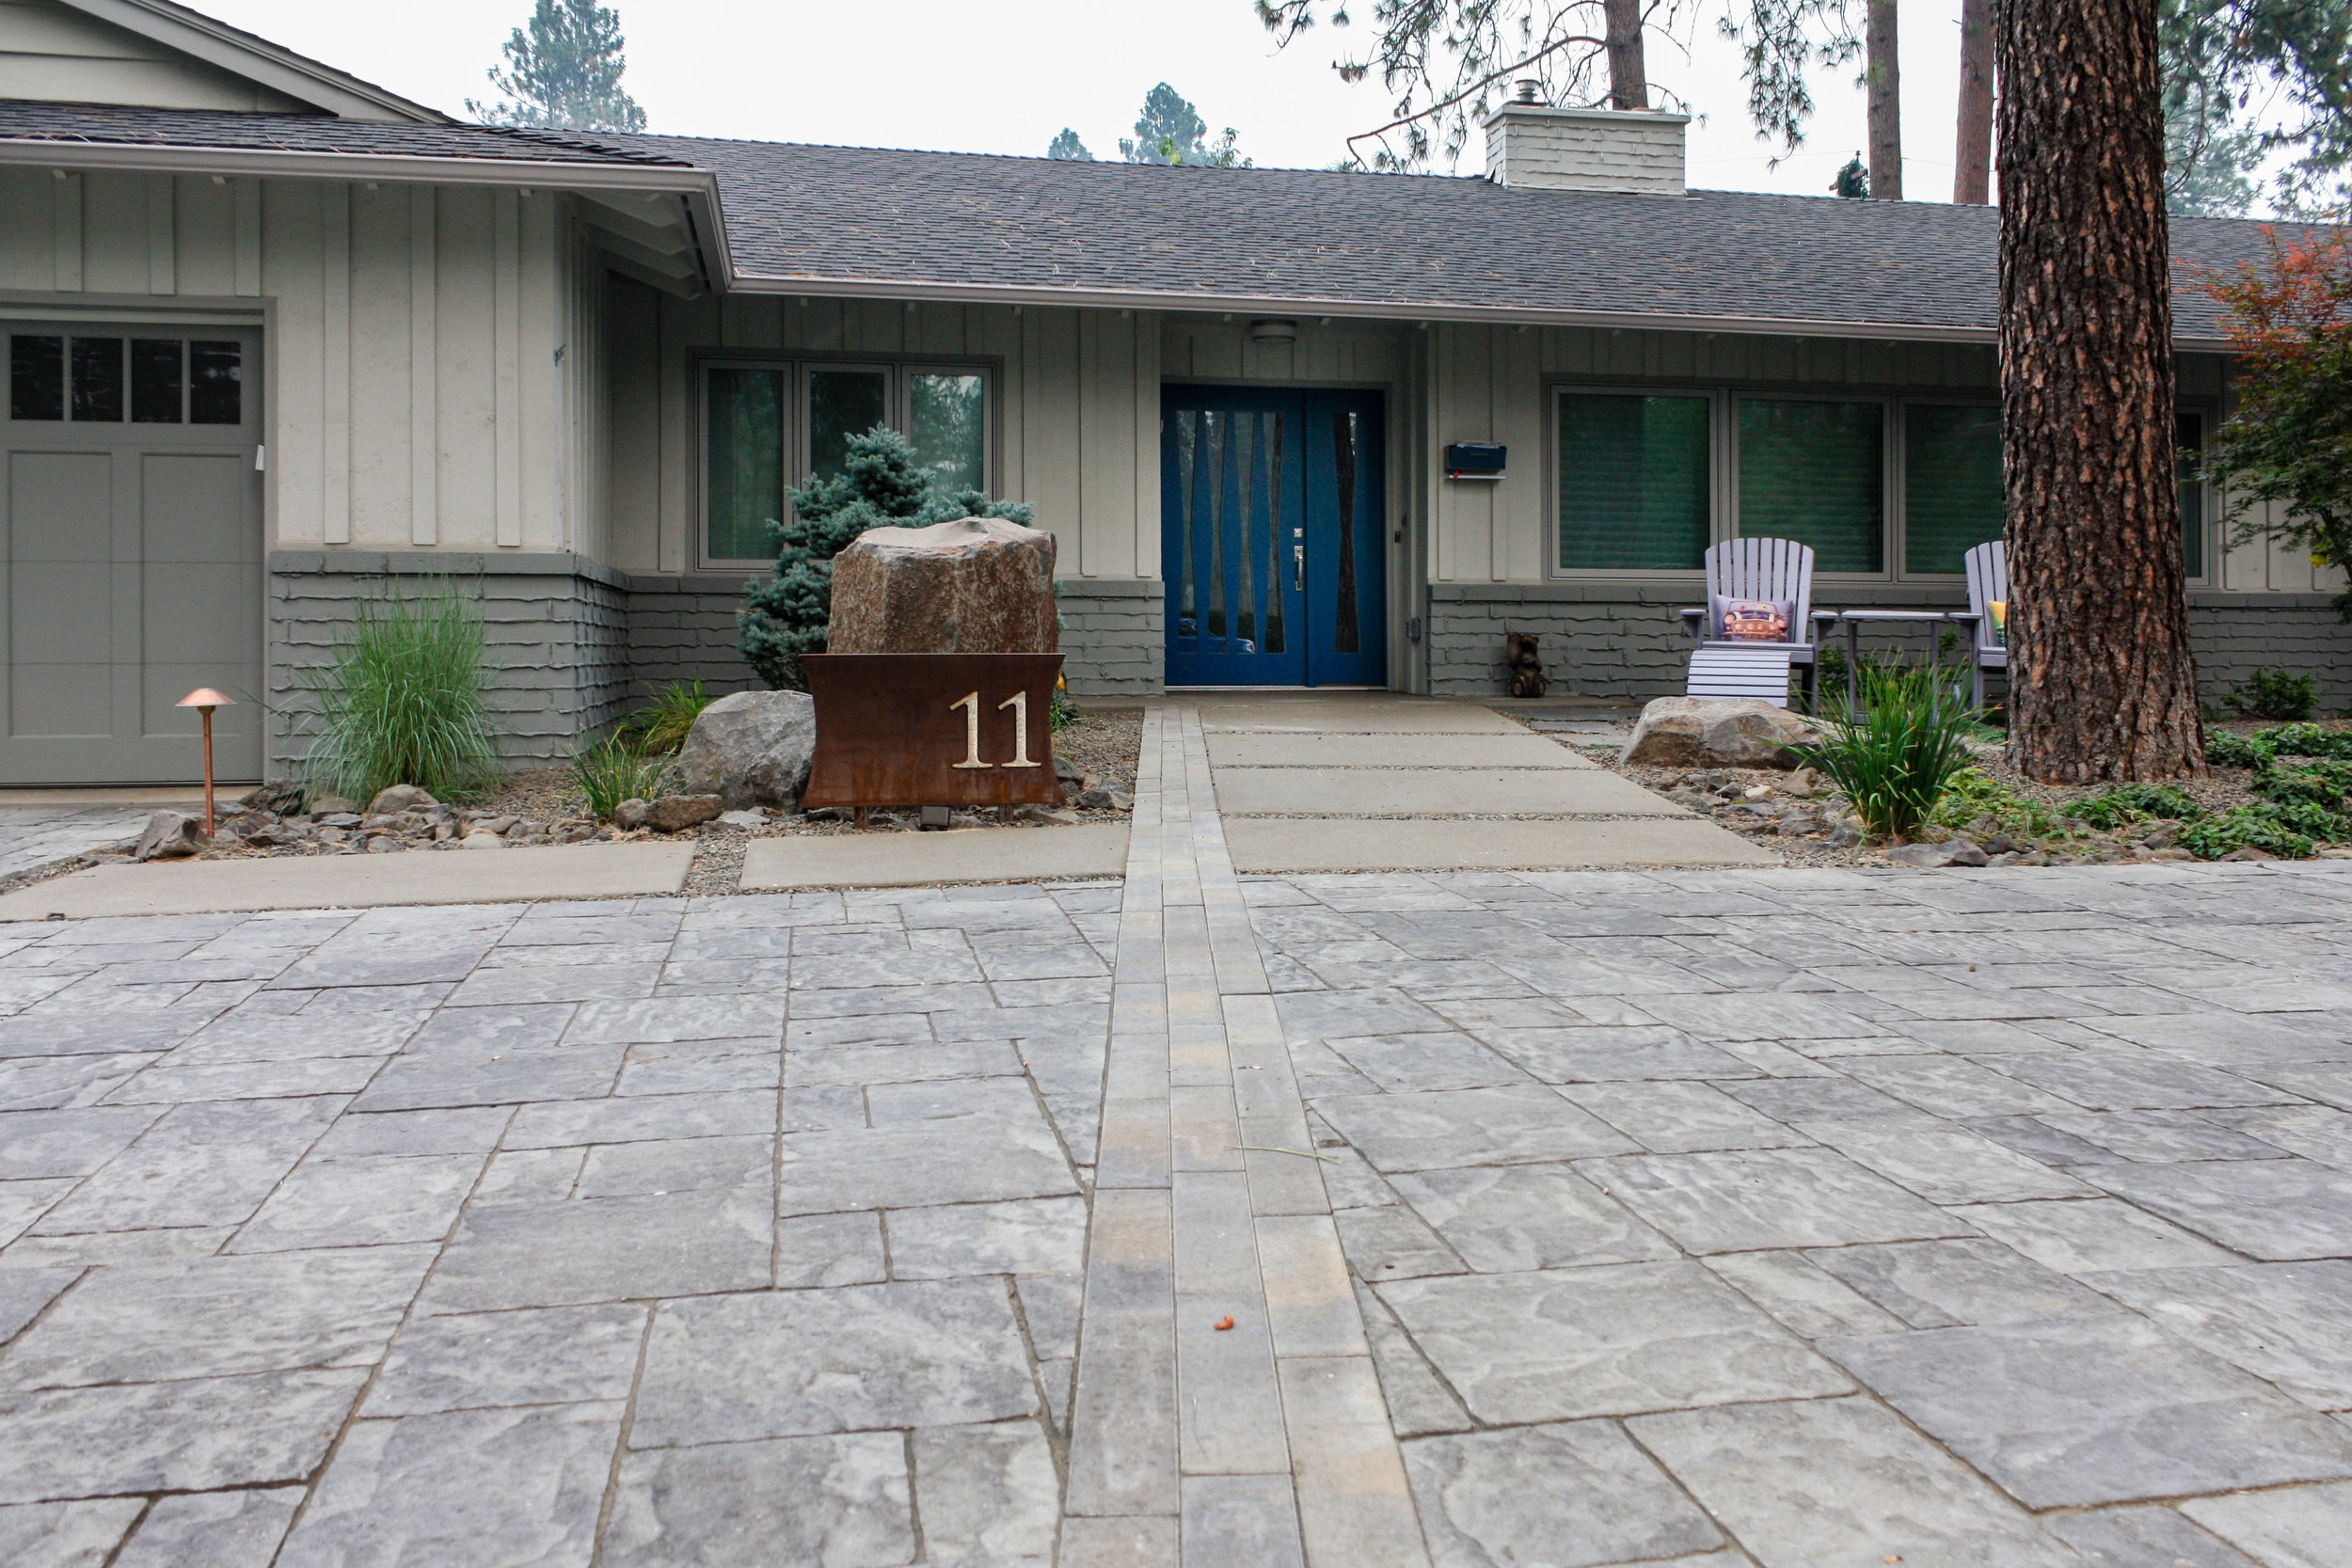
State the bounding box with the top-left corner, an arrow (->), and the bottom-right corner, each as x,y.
10,561 -> 113,669
7,451 -> 112,562
142,451 -> 253,565
11,657 -> 111,738
144,562 -> 256,664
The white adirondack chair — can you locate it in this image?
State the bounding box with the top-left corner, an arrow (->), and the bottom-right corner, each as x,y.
1960,540 -> 2009,709
1678,538 -> 1829,709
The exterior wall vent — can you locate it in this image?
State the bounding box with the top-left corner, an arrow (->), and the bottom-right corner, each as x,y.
1483,103 -> 1689,196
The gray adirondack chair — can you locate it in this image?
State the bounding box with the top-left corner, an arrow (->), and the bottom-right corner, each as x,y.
1958,540 -> 2008,709
1678,538 -> 1830,708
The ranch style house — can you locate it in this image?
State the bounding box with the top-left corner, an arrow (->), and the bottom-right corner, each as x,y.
0,0 -> 2343,787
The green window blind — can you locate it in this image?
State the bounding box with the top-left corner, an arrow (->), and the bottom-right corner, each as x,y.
2178,411 -> 2205,578
1904,404 -> 2003,575
1556,392 -> 1710,571
706,368 -> 783,562
1739,399 -> 1884,572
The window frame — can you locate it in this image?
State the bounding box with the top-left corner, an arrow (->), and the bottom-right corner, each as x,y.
2176,404 -> 2214,587
691,350 -> 1000,573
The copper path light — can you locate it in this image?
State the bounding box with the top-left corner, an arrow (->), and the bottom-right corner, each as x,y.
176,689 -> 233,835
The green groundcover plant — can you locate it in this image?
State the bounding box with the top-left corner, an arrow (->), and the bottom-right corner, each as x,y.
301,581 -> 501,804
1797,663 -> 1983,844
571,733 -> 673,820
2074,784 -> 2208,832
617,678 -> 713,756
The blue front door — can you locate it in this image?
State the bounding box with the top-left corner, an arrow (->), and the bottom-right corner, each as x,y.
1162,386 -> 1387,688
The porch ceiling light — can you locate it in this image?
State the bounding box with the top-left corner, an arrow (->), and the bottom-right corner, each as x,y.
1249,318 -> 1298,346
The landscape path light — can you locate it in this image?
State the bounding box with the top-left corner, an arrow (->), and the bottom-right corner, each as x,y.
176,688 -> 232,834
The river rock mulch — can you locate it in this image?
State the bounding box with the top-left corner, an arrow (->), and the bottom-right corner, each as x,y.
9,713 -> 1149,897
1561,715 -> 2352,870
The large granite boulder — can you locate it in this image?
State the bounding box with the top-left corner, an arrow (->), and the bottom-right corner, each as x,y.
674,689 -> 818,810
829,516 -> 1058,654
1619,697 -> 1824,770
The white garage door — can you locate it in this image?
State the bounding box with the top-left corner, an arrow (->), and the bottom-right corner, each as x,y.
3,320 -> 262,785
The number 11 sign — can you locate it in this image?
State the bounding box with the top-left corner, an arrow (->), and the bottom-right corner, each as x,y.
798,652 -> 1069,811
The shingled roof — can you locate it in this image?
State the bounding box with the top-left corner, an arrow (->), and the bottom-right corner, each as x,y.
0,101 -> 691,166
617,135 -> 2278,344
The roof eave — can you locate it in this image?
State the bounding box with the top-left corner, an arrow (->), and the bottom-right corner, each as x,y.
0,135 -> 733,291
729,271 -> 2238,351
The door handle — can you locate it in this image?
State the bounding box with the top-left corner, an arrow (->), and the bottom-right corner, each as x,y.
1293,544 -> 1304,591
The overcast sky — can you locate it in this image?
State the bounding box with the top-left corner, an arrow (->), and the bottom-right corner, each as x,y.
201,0 -> 1978,200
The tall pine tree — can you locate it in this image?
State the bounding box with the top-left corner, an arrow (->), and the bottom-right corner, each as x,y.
467,0 -> 647,134
738,429 -> 1034,690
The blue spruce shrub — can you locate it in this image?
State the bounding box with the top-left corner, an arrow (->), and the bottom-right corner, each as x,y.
737,427 -> 1034,689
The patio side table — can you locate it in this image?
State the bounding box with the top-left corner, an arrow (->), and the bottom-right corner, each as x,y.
1826,610 -> 1971,714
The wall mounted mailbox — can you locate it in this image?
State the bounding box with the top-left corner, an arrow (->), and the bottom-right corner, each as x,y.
1444,442 -> 1506,480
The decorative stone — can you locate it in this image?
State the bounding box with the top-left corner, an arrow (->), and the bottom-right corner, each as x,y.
460,832 -> 504,850
646,795 -> 723,833
1053,754 -> 1087,790
310,794 -> 359,815
1886,839 -> 1990,868
134,811 -> 208,862
828,516 -> 1059,655
366,784 -> 438,816
1074,786 -> 1133,812
715,810 -> 767,830
238,781 -> 308,816
1005,803 -> 1080,826
1618,698 -> 1823,770
674,691 -> 818,811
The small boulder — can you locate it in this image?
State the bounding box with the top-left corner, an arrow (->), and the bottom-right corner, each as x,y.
460,832 -> 504,850
1074,785 -> 1133,812
1053,753 -> 1087,791
239,780 -> 308,816
613,799 -> 652,831
310,794 -> 359,815
1619,698 -> 1822,770
1886,839 -> 1989,868
2219,845 -> 2280,863
366,784 -> 438,816
715,809 -> 767,830
646,794 -> 723,833
1006,803 -> 1080,826
674,690 -> 818,811
134,811 -> 208,862
365,835 -> 405,854
829,515 -> 1059,655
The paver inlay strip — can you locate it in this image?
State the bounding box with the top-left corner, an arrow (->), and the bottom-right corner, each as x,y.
1067,704 -> 1428,1567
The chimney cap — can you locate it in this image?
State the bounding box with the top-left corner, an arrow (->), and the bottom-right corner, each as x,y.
1513,79 -> 1542,104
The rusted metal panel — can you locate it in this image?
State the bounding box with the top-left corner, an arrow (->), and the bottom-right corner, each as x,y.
801,653 -> 1068,810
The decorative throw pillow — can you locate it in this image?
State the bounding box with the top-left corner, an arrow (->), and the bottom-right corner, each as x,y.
1713,595 -> 1793,642
1988,600 -> 2008,645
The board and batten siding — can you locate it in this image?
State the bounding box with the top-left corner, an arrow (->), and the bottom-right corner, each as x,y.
0,167 -> 606,560
601,281 -> 1160,583
0,0 -> 310,113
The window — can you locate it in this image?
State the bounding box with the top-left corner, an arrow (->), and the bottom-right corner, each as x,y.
1555,390 -> 1711,571
1904,404 -> 2003,575
7,332 -> 242,426
1738,398 -> 1884,573
699,357 -> 993,566
2178,410 -> 2206,578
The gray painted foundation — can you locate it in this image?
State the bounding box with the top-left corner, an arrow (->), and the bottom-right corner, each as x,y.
1426,583 -> 2352,712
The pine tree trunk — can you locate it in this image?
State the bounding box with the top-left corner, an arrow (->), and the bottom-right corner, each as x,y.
1604,0 -> 1648,109
1997,0 -> 2206,782
1867,0 -> 1902,198
1953,0 -> 1994,203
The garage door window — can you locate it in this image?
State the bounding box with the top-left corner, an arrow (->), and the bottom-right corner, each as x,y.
8,334 -> 241,426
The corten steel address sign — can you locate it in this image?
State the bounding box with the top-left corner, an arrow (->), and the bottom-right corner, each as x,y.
799,653 -> 1069,811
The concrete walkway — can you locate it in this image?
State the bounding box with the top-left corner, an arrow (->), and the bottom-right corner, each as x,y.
1196,692 -> 1777,875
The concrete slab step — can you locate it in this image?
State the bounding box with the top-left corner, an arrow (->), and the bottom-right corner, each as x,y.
0,841 -> 696,919
1214,769 -> 1685,817
739,822 -> 1131,889
1205,734 -> 1595,769
1221,817 -> 1780,873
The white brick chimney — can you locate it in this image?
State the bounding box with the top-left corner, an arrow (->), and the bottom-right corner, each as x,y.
1483,100 -> 1690,196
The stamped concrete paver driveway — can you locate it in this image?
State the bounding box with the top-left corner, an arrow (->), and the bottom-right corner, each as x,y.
1,706 -> 2351,1564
